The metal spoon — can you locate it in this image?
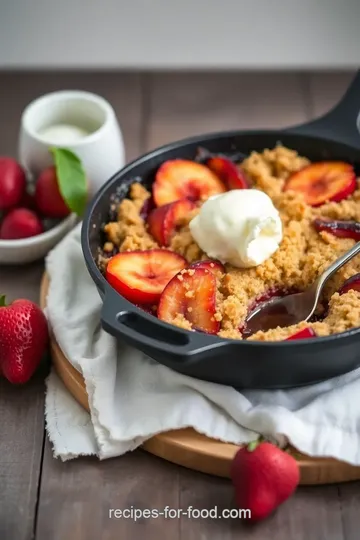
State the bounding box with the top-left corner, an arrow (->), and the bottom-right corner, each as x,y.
244,241 -> 360,336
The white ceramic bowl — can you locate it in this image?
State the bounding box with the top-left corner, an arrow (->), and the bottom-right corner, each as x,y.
18,90 -> 125,197
0,213 -> 77,265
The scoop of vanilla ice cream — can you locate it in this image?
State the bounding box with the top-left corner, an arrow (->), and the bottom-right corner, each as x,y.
189,189 -> 283,268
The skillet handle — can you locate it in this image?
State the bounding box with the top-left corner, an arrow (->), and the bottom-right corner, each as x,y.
286,70 -> 360,147
101,287 -> 226,363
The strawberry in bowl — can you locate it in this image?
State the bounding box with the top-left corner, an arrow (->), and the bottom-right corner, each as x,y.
0,148 -> 86,264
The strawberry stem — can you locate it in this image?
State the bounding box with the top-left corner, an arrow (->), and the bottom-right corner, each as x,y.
0,295 -> 6,307
247,435 -> 268,452
247,440 -> 260,452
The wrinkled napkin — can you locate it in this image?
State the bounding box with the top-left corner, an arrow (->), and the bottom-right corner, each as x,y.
44,223 -> 360,464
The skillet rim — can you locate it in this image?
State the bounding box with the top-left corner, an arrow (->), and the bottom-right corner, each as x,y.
81,127 -> 360,348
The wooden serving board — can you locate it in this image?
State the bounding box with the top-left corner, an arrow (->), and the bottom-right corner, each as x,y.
40,273 -> 360,485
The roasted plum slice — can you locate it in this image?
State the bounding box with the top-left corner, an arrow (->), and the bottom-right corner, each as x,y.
153,159 -> 226,207
188,259 -> 225,278
285,328 -> 317,340
338,273 -> 360,295
140,196 -> 155,220
106,249 -> 187,304
206,156 -> 249,190
158,267 -> 219,334
147,199 -> 196,246
313,218 -> 360,241
284,162 -> 356,206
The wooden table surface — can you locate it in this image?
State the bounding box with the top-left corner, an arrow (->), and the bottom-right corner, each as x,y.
1,70 -> 360,540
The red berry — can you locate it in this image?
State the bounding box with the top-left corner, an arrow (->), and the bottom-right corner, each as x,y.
35,166 -> 70,218
0,157 -> 26,210
0,208 -> 43,240
0,297 -> 48,384
230,441 -> 300,522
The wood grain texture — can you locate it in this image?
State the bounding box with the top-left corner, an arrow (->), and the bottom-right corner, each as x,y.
35,443 -> 180,540
338,482 -> 360,540
178,472 -> 344,540
0,262 -> 47,540
0,262 -> 44,302
145,72 -> 310,150
0,370 -> 47,540
308,71 -> 356,117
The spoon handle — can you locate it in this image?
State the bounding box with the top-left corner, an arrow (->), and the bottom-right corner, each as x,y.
313,241 -> 360,299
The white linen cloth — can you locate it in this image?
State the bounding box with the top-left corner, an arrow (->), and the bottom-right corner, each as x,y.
45,223 -> 360,464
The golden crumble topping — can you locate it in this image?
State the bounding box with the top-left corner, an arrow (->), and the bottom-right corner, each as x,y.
100,146 -> 360,341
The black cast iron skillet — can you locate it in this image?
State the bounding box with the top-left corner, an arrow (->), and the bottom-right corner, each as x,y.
82,70 -> 360,390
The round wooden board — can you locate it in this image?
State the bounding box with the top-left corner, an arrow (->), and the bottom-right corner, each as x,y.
40,272 -> 360,485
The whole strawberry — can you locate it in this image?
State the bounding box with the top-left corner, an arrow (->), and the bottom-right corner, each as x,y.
230,440 -> 300,521
0,296 -> 48,384
0,157 -> 26,210
35,166 -> 70,218
0,208 -> 43,240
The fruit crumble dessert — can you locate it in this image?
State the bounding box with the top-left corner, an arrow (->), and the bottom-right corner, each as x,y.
98,145 -> 360,342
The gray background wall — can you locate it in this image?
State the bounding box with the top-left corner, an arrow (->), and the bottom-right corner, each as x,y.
0,0 -> 359,69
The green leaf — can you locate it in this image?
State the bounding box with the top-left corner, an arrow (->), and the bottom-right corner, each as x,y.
50,147 -> 87,217
0,295 -> 7,307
